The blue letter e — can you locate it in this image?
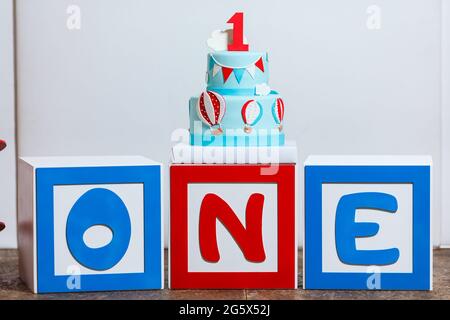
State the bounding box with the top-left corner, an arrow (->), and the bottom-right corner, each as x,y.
335,192 -> 400,266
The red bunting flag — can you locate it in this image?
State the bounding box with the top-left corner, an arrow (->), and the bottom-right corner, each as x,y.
222,67 -> 234,82
255,57 -> 265,72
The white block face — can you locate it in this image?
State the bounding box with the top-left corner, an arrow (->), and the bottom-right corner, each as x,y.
322,183 -> 413,273
187,183 -> 278,272
53,184 -> 144,275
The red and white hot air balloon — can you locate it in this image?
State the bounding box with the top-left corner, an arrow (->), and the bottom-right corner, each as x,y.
272,98 -> 285,132
196,91 -> 226,135
241,100 -> 262,134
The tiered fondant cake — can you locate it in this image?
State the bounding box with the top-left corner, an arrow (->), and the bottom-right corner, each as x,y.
189,37 -> 285,147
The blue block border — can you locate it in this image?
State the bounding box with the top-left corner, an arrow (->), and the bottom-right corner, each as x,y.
304,165 -> 431,290
36,165 -> 162,293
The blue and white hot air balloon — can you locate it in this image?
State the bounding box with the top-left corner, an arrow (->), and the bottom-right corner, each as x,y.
272,98 -> 285,132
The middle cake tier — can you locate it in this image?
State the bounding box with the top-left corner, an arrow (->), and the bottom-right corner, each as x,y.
189,92 -> 285,147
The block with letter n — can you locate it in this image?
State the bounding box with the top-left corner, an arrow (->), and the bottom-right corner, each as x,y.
169,163 -> 297,289
304,155 -> 432,290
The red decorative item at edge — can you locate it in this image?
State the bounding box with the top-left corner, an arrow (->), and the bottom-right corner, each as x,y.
0,139 -> 6,232
0,139 -> 6,152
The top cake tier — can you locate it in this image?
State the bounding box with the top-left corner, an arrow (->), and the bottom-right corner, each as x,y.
206,51 -> 269,95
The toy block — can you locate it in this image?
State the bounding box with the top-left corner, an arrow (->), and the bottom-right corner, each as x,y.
304,155 -> 432,290
169,163 -> 297,289
18,156 -> 163,293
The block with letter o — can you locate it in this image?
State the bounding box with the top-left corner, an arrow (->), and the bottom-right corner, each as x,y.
18,156 -> 163,293
169,164 -> 297,289
304,156 -> 432,290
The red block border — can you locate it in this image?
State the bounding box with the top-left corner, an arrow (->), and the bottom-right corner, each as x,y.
170,164 -> 296,289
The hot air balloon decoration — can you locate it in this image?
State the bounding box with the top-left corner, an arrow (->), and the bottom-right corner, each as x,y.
272,98 -> 285,132
241,100 -> 262,134
197,91 -> 226,135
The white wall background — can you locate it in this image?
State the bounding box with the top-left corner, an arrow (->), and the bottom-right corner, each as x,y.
0,0 -> 17,248
441,0 -> 450,246
7,0 -> 446,248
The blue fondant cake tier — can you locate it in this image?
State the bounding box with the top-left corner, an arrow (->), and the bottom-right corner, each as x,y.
189,93 -> 285,147
190,50 -> 285,147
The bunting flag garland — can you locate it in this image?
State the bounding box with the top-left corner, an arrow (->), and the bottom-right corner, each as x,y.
209,55 -> 265,84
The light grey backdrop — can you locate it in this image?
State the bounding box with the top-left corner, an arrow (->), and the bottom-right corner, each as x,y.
12,0 -> 444,247
0,0 -> 16,248
441,0 -> 450,246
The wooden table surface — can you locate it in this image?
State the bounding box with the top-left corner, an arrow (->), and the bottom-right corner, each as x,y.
0,249 -> 449,300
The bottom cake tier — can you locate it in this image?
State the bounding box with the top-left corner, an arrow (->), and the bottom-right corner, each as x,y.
189,92 -> 285,146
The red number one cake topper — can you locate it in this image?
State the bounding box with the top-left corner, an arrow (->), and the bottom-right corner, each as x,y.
227,12 -> 249,51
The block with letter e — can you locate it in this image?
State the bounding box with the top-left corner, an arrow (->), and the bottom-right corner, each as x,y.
304,155 -> 432,290
169,162 -> 297,289
18,156 -> 163,293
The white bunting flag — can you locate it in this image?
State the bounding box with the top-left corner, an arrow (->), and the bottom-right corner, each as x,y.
212,64 -> 221,77
246,64 -> 256,79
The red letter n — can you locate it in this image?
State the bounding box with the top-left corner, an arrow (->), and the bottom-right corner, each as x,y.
199,193 -> 266,263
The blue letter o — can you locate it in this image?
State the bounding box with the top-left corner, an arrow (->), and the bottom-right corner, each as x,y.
66,188 -> 131,271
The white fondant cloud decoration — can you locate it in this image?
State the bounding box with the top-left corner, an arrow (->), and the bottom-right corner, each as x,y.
207,29 -> 248,52
255,83 -> 271,96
